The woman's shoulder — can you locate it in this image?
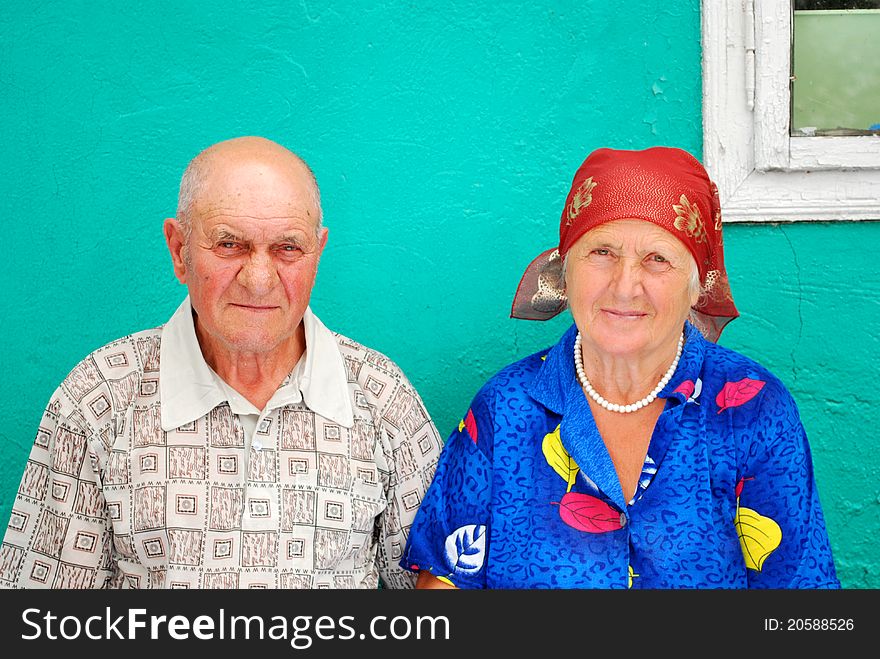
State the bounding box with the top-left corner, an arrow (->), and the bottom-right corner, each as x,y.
702,338 -> 775,377
698,336 -> 796,409
470,344 -> 555,407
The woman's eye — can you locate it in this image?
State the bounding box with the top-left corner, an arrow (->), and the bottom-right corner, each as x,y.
592,248 -> 610,256
644,254 -> 673,271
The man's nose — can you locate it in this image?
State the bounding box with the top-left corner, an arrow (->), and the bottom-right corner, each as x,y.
237,252 -> 278,295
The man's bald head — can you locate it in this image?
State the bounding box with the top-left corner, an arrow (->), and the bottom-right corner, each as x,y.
175,136 -> 323,242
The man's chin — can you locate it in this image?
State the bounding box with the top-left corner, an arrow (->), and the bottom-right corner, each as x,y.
218,330 -> 287,355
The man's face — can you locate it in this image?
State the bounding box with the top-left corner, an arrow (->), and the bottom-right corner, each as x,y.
166,157 -> 327,362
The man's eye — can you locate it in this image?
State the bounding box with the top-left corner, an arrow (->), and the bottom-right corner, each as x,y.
276,244 -> 304,255
218,242 -> 238,249
592,248 -> 610,256
651,254 -> 668,262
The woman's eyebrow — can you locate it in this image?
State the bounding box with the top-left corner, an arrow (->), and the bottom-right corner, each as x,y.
584,237 -> 622,249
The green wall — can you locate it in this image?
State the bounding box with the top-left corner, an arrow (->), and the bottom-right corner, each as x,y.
1,1 -> 876,588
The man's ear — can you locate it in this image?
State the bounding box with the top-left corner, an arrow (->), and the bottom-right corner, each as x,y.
164,218 -> 188,284
314,226 -> 329,266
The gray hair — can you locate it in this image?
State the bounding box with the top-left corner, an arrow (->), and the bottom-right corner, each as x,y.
175,149 -> 324,243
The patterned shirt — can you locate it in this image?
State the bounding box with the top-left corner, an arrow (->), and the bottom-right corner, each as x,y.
1,298 -> 443,589
401,321 -> 839,589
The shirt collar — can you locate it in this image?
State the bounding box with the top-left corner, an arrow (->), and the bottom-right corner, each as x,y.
665,320 -> 708,404
527,323 -> 579,416
527,320 -> 707,511
159,296 -> 354,431
528,320 -> 707,414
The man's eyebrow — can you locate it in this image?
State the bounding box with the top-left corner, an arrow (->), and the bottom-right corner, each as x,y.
275,233 -> 310,244
210,228 -> 243,241
206,228 -> 311,244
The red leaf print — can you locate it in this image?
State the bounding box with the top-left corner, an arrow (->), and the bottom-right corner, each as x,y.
735,476 -> 754,499
464,409 -> 478,443
552,492 -> 624,533
716,378 -> 765,414
674,380 -> 695,399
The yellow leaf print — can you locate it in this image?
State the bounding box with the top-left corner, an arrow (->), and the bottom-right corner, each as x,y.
436,575 -> 455,587
458,419 -> 465,432
735,506 -> 782,571
542,425 -> 579,493
628,565 -> 639,589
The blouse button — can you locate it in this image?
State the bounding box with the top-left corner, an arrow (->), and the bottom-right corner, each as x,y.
619,513 -> 627,528
252,439 -> 263,451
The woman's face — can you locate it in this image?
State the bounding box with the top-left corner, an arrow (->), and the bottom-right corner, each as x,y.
565,219 -> 698,360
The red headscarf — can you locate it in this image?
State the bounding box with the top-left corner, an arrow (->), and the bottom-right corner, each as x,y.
510,146 -> 738,342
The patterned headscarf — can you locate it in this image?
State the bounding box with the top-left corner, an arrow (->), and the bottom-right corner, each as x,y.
510,146 -> 738,342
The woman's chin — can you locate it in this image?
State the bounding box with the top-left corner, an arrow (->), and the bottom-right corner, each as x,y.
584,331 -> 652,358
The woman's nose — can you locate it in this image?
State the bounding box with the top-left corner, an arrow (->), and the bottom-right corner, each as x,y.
609,258 -> 644,297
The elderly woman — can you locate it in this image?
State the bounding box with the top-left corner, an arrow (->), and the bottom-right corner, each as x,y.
402,147 -> 839,589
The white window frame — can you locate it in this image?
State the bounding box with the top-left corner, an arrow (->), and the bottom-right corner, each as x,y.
701,0 -> 880,222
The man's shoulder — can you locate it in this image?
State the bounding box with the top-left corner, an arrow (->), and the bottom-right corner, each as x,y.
57,325 -> 164,397
329,331 -> 436,431
75,325 -> 162,367
327,331 -> 435,414
330,330 -> 409,381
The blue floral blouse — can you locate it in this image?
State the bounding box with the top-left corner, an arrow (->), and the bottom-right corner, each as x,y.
401,322 -> 840,589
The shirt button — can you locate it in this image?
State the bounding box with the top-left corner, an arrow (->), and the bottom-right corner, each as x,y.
619,513 -> 627,528
252,439 -> 263,451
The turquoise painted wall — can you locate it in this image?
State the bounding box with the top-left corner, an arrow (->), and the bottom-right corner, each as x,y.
1,1 -> 876,588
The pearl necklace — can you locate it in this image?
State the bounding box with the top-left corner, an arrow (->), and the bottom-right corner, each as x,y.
574,332 -> 683,413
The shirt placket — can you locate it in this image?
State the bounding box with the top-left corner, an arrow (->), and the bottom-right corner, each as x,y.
238,409 -> 278,535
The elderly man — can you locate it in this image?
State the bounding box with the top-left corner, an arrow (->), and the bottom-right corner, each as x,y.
0,136 -> 442,589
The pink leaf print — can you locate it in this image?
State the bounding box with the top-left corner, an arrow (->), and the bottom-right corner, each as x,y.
716,378 -> 765,414
464,409 -> 477,443
674,380 -> 695,399
552,492 -> 624,533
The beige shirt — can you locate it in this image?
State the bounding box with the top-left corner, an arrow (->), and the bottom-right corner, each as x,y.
161,298 -> 353,453
0,298 -> 443,589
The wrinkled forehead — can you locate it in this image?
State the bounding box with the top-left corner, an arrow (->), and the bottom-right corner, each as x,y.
192,159 -> 319,227
582,218 -> 689,245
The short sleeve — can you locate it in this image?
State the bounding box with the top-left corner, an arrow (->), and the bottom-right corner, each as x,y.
0,388 -> 115,588
400,396 -> 494,589
735,378 -> 840,589
373,375 -> 444,589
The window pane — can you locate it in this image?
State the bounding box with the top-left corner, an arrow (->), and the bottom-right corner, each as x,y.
791,1 -> 880,136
